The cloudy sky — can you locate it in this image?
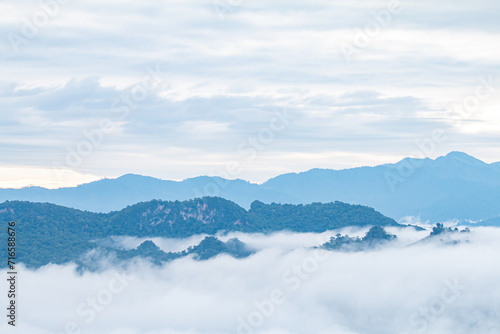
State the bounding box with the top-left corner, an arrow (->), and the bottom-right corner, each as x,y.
1,0 -> 500,188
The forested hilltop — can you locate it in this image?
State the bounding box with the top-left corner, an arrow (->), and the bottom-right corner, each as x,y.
0,197 -> 400,268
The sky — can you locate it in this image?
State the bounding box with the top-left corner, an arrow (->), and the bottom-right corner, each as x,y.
1,0 -> 500,188
1,227 -> 499,333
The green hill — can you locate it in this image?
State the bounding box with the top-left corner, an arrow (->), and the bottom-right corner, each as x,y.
0,197 -> 401,268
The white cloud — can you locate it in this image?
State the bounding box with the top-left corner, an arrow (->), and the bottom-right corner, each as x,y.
1,227 -> 499,334
1,0 -> 499,186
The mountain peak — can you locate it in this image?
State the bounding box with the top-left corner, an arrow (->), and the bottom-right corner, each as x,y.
444,151 -> 474,159
438,151 -> 486,165
117,173 -> 155,180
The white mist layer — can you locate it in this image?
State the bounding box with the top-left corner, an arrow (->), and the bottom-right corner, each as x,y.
108,226 -> 430,253
1,227 -> 499,334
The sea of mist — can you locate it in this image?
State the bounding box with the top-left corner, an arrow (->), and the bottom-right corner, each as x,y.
1,227 -> 499,334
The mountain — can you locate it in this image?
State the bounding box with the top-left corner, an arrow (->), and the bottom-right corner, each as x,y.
411,223 -> 471,246
1,151 -> 500,222
0,174 -> 277,214
0,197 -> 399,268
261,151 -> 500,222
185,236 -> 253,260
320,226 -> 397,251
113,237 -> 253,265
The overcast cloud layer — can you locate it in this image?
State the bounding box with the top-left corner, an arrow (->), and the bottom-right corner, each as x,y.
1,227 -> 499,333
1,0 -> 500,187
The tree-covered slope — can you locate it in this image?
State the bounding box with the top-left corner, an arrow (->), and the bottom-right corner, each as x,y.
0,197 -> 400,268
0,201 -> 107,267
247,201 -> 399,232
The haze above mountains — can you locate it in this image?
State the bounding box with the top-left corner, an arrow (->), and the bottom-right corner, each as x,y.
2,151 -> 500,223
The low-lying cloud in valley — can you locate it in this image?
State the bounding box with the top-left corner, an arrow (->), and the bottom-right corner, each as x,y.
2,227 -> 499,334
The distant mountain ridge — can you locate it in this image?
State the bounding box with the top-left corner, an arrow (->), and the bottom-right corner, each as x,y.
1,151 -> 500,222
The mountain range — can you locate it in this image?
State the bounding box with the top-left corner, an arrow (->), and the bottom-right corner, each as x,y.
1,151 -> 500,223
0,197 -> 399,268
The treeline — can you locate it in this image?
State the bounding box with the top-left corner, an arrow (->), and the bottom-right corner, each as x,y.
0,197 -> 400,267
